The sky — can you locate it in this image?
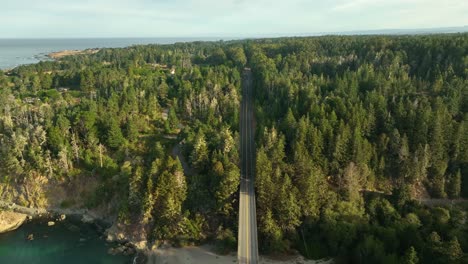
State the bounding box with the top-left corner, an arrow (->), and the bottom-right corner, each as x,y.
0,0 -> 467,38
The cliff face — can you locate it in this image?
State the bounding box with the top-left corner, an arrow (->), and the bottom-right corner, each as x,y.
0,178 -> 147,249
0,210 -> 28,233
0,175 -> 122,237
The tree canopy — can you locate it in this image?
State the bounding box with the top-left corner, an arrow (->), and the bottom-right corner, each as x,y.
0,34 -> 467,262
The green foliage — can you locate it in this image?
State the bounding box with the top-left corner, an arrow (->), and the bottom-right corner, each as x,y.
189,130 -> 209,170
106,118 -> 125,149
226,46 -> 247,67
40,89 -> 60,100
447,170 -> 462,199
165,107 -> 179,133
402,246 -> 419,264
248,34 -> 467,260
1,34 -> 467,263
214,227 -> 237,254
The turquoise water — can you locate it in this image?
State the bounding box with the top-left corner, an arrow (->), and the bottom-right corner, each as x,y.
0,217 -> 135,264
0,38 -> 223,69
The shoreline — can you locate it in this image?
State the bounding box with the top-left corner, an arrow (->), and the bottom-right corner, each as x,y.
0,48 -> 98,71
0,211 -> 28,234
0,200 -> 100,223
146,244 -> 332,264
0,200 -> 145,262
47,48 -> 99,59
0,200 -> 331,264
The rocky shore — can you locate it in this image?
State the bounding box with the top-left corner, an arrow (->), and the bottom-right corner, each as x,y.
0,200 -> 86,234
0,199 -> 145,262
0,200 -> 329,264
0,200 -> 107,222
0,210 -> 28,233
47,49 -> 99,59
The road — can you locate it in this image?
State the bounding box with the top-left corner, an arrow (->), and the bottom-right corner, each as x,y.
238,68 -> 259,264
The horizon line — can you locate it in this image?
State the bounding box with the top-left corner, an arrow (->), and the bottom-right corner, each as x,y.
1,25 -> 466,40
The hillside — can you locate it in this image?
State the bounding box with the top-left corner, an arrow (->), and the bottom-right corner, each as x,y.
0,34 -> 467,263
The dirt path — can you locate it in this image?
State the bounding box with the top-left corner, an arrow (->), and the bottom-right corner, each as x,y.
171,143 -> 194,176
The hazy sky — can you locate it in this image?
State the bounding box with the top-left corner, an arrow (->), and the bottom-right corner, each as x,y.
0,0 -> 467,38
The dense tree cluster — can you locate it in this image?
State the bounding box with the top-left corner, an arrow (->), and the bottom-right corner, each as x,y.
0,34 -> 466,262
0,41 -> 245,248
248,34 -> 468,262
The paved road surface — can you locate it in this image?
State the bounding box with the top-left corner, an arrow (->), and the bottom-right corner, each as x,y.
238,68 -> 259,264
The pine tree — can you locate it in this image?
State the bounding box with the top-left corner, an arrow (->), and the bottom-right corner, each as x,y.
80,69 -> 95,94
152,157 -> 187,239
341,162 -> 361,202
128,164 -> 143,210
445,237 -> 463,262
190,130 -> 209,171
282,108 -> 297,143
256,147 -> 274,217
447,170 -> 461,199
107,118 -> 125,149
125,116 -> 139,143
429,111 -> 448,197
167,107 -> 179,132
213,158 -> 239,216
402,246 -> 419,264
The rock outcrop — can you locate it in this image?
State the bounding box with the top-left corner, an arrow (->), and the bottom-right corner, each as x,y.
0,210 -> 28,233
105,222 -> 148,250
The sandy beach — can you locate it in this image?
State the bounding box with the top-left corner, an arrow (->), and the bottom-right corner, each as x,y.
146,245 -> 332,264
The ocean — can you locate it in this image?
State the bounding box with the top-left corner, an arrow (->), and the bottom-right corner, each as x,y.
0,217 -> 139,264
0,38 -> 222,70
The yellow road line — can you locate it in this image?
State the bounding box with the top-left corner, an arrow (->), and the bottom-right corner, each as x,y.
239,70 -> 257,264
245,76 -> 250,263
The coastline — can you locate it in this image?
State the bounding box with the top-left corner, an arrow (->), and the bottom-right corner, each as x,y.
0,211 -> 28,234
146,244 -> 332,264
0,37 -> 219,69
47,48 -> 100,59
0,200 -> 99,223
0,200 -> 331,264
0,200 -> 146,262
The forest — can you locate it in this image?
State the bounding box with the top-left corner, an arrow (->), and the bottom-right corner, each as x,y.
0,34 -> 467,263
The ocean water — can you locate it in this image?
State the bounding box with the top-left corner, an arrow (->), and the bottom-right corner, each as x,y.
0,38 -> 221,70
0,217 -> 137,264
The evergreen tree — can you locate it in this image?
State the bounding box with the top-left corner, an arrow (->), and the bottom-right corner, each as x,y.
107,118 -> 125,148
447,170 -> 461,199
190,130 -> 209,171
402,246 -> 419,264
